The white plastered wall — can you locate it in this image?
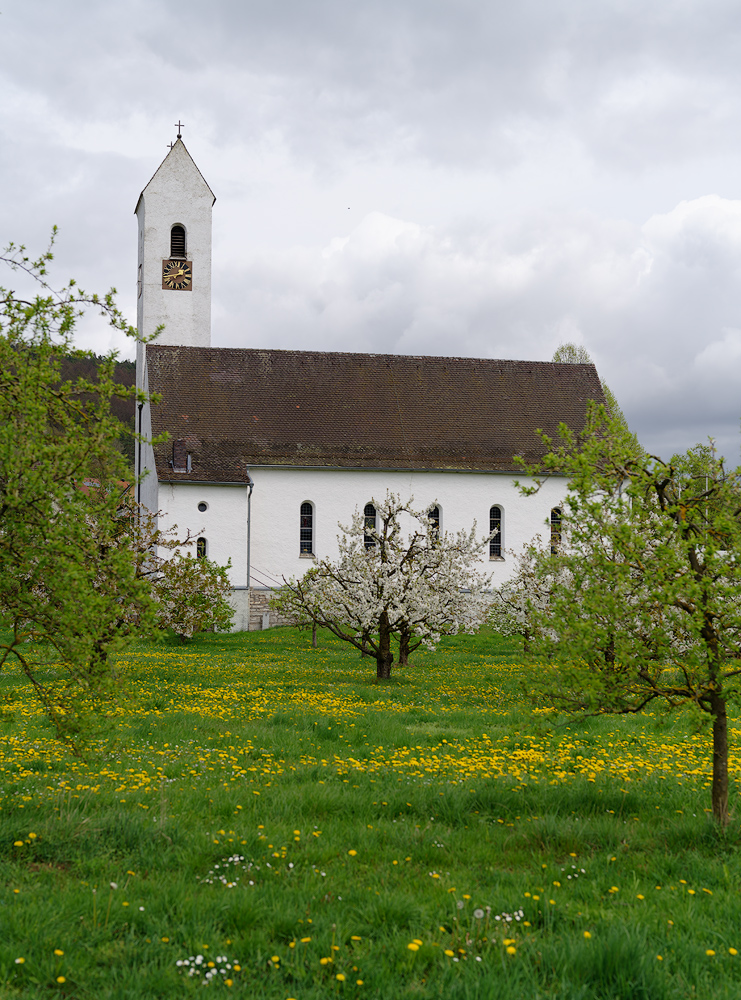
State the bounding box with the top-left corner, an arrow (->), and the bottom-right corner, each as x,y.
154,467 -> 568,592
156,481 -> 250,586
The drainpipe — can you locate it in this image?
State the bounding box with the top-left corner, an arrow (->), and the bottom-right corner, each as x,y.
246,472 -> 254,590
136,401 -> 144,508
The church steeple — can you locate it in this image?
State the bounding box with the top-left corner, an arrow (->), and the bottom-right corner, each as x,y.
135,137 -> 215,350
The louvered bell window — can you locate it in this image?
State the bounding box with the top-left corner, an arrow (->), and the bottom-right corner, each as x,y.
170,224 -> 186,258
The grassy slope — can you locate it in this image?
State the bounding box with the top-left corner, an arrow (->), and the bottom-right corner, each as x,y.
1,627 -> 741,999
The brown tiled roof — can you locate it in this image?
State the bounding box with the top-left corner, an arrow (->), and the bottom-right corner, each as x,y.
146,346 -> 607,482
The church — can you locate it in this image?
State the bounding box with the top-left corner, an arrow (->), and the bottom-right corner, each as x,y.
134,140 -> 606,631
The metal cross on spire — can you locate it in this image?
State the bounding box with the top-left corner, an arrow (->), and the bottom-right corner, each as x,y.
174,120 -> 184,139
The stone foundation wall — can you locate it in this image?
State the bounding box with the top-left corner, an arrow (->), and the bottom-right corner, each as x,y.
246,587 -> 293,631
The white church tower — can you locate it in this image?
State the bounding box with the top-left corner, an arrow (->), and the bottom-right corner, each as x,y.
135,136 -> 215,353
134,135 -> 216,514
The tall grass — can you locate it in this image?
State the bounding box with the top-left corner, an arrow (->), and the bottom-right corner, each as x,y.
1,627 -> 740,998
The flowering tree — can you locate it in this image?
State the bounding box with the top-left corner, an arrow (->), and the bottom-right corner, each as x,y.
488,539 -> 556,654
273,493 -> 492,678
519,403 -> 741,826
154,552 -> 234,639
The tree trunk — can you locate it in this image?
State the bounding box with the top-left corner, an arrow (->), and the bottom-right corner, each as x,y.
398,623 -> 411,666
376,612 -> 393,679
523,630 -> 530,656
711,690 -> 729,826
604,633 -> 615,666
312,623 -> 317,648
361,632 -> 370,658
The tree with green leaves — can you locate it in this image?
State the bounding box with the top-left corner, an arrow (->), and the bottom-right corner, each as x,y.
519,404 -> 741,825
552,342 -> 632,438
0,234 -> 153,738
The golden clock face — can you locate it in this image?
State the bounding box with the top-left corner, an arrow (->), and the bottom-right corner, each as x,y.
162,258 -> 193,290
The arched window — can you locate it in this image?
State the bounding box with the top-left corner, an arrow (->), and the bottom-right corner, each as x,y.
550,508 -> 562,554
300,501 -> 314,554
428,505 -> 440,532
196,537 -> 207,559
489,506 -> 502,558
428,505 -> 440,542
364,502 -> 377,549
170,224 -> 186,258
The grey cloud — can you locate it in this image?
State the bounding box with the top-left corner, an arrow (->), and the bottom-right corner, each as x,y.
5,0 -> 741,174
212,197 -> 741,459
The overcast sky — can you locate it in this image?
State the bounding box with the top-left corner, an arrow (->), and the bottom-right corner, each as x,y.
3,0 -> 741,459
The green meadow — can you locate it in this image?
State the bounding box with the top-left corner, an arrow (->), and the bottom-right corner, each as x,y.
2,627 -> 741,999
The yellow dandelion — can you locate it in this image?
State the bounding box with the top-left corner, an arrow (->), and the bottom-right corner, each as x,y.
271,955 -> 280,963
351,935 -> 361,941
407,942 -> 419,951
54,949 -> 64,956
444,949 -> 455,957
348,850 -> 357,857
730,948 -> 738,956
336,973 -> 346,981
636,894 -> 645,900
14,958 -> 24,965
657,955 -> 663,961
56,977 -> 66,984
583,932 -> 591,939
506,946 -> 516,956
707,950 -> 716,956
357,980 -> 364,985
